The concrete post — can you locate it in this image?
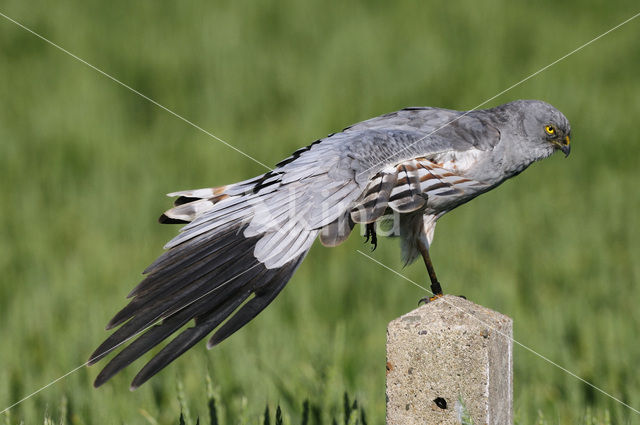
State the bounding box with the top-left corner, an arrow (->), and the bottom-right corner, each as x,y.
386,295 -> 513,425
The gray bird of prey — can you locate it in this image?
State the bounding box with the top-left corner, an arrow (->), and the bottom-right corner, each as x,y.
90,99 -> 571,389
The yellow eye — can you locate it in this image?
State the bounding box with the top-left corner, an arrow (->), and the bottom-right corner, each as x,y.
544,125 -> 556,135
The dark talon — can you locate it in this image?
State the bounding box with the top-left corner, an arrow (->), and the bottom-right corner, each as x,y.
364,223 -> 377,251
457,295 -> 466,300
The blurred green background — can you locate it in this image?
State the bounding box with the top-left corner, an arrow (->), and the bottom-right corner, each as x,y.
1,0 -> 639,423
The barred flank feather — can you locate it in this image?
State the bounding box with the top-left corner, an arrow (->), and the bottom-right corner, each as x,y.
351,157 -> 485,223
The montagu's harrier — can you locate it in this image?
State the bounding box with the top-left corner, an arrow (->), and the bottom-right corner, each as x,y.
89,99 -> 571,389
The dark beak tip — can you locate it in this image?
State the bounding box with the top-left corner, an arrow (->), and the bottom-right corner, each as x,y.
557,142 -> 571,157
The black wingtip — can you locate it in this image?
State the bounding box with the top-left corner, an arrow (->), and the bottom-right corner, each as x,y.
105,302 -> 139,330
93,375 -> 106,388
206,335 -> 223,349
93,367 -> 119,389
87,345 -> 105,365
87,354 -> 101,367
158,214 -> 189,224
130,369 -> 152,390
88,338 -> 116,366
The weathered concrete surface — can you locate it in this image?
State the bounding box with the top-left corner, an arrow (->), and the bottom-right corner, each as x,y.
386,295 -> 512,425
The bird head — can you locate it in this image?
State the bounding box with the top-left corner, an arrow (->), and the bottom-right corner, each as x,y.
518,99 -> 572,158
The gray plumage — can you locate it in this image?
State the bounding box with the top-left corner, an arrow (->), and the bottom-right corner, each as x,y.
90,99 -> 571,388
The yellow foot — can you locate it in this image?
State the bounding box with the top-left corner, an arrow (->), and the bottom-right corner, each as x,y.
428,293 -> 443,302
418,293 -> 443,306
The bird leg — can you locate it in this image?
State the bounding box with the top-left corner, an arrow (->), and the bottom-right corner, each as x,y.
364,223 -> 377,251
417,241 -> 443,303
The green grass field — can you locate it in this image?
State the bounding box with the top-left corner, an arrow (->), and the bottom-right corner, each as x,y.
1,1 -> 640,423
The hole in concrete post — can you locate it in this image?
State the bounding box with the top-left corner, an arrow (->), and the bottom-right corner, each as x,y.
433,397 -> 447,409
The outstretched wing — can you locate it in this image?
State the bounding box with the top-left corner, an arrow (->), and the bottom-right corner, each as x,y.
90,107 -> 500,389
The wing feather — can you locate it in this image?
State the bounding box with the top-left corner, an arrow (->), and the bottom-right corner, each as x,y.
319,212 -> 355,247
92,105 -> 501,388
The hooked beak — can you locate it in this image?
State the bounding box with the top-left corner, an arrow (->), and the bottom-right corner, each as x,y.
555,135 -> 571,157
